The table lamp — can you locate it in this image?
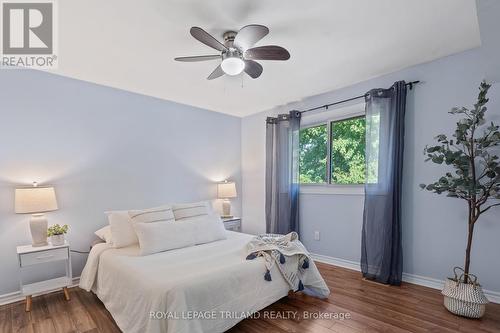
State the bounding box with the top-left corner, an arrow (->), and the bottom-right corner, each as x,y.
15,183 -> 58,247
217,181 -> 237,218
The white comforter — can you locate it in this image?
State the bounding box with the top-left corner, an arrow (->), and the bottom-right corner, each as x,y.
79,231 -> 326,333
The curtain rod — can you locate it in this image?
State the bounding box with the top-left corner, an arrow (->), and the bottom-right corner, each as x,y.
300,80 -> 420,114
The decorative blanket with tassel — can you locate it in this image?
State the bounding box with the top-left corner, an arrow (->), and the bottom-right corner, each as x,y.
246,232 -> 330,298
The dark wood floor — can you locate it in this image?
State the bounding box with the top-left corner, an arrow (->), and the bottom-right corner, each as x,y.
1,262 -> 499,333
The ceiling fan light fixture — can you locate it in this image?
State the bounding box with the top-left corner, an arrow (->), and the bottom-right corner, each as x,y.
221,57 -> 245,76
175,25 -> 290,80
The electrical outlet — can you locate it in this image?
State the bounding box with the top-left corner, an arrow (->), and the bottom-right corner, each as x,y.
314,231 -> 320,241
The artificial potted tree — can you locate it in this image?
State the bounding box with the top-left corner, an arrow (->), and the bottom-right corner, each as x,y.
420,81 -> 499,318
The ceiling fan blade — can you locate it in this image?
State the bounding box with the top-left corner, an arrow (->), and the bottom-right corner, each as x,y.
234,24 -> 269,51
207,65 -> 225,80
244,45 -> 290,61
190,27 -> 227,52
244,60 -> 263,79
174,55 -> 221,62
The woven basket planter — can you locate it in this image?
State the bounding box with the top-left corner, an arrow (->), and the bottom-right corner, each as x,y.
441,267 -> 488,318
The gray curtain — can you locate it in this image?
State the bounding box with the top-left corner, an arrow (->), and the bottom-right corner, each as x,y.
361,81 -> 407,285
265,111 -> 301,234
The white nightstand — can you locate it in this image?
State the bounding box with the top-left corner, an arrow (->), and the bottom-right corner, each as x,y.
16,241 -> 72,311
222,217 -> 241,232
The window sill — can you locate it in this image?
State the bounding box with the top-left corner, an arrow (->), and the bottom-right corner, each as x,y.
299,184 -> 365,196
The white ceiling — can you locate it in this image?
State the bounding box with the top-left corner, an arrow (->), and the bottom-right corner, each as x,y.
54,0 -> 480,117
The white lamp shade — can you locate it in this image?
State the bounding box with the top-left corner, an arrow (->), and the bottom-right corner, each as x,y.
217,182 -> 237,199
15,186 -> 58,214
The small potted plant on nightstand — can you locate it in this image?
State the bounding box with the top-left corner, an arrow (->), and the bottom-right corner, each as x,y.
420,81 -> 499,318
47,224 -> 69,246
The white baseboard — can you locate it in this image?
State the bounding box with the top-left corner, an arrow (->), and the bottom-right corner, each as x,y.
311,253 -> 361,272
310,253 -> 500,304
401,272 -> 445,290
0,277 -> 80,306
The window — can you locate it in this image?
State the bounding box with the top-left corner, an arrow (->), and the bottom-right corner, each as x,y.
299,124 -> 327,184
330,116 -> 366,184
299,115 -> 366,185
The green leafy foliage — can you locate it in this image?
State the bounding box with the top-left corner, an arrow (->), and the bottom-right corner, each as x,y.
299,124 -> 327,183
331,117 -> 366,184
299,117 -> 366,185
421,81 -> 500,204
47,224 -> 68,236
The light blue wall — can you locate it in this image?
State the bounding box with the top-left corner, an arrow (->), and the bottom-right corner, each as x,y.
242,40 -> 500,293
0,70 -> 241,295
299,193 -> 363,261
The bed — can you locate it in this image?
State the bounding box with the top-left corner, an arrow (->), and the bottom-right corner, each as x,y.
79,230 -> 327,333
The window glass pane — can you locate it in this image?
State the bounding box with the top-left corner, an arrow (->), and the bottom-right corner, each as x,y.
299,124 -> 327,184
331,117 -> 366,184
366,113 -> 380,184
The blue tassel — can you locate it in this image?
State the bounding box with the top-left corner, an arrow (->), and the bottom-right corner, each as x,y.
297,280 -> 304,291
264,269 -> 272,281
246,253 -> 257,260
279,253 -> 286,264
302,258 -> 309,269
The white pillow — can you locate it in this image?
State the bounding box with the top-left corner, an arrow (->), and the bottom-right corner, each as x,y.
128,204 -> 174,224
95,225 -> 112,244
185,214 -> 227,245
134,221 -> 195,256
107,210 -> 138,248
133,214 -> 226,256
172,201 -> 212,220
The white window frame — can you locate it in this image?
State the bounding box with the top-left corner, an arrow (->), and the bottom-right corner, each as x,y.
299,103 -> 365,196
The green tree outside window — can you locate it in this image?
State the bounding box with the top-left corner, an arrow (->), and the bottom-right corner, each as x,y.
299,116 -> 366,185
299,124 -> 327,183
331,117 -> 366,184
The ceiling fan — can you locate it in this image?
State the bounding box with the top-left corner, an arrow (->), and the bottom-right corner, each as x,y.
174,25 -> 290,80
